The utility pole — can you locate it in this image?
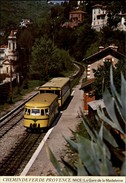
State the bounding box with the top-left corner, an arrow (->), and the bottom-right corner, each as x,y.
51,22 -> 55,47
9,59 -> 13,103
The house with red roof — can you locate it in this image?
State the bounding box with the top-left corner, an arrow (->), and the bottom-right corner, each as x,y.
80,44 -> 126,114
62,10 -> 86,28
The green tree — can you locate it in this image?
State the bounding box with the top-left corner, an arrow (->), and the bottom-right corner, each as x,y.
84,41 -> 99,58
30,36 -> 73,79
50,48 -> 73,77
30,37 -> 53,80
92,59 -> 126,99
57,28 -> 76,51
18,28 -> 33,49
17,28 -> 33,84
50,4 -> 65,19
36,15 -> 51,38
113,59 -> 126,92
93,61 -> 112,99
107,1 -> 122,29
72,24 -> 97,61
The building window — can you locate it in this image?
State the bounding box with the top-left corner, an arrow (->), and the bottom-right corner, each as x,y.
9,43 -> 11,50
6,67 -> 8,73
13,43 -> 15,50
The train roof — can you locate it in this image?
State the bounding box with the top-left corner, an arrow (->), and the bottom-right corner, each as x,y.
40,77 -> 70,89
25,93 -> 58,108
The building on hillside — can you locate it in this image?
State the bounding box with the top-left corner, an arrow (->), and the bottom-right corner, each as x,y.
69,10 -> 86,24
0,45 -> 8,65
77,1 -> 85,6
80,44 -> 126,113
62,10 -> 86,28
0,30 -> 18,83
19,19 -> 32,28
91,4 -> 107,31
117,13 -> 126,31
91,4 -> 126,32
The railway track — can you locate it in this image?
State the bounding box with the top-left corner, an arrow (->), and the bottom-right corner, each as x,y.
71,61 -> 85,87
0,92 -> 38,138
0,107 -> 24,138
0,132 -> 45,176
0,62 -> 85,176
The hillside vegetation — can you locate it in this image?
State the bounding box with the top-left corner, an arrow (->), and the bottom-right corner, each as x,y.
0,0 -> 125,104
0,1 -> 49,29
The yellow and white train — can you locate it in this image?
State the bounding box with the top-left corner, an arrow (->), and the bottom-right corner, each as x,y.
39,77 -> 71,107
24,77 -> 71,131
24,93 -> 59,130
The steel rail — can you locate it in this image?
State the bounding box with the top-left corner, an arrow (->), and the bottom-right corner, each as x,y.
0,92 -> 38,123
0,132 -> 44,176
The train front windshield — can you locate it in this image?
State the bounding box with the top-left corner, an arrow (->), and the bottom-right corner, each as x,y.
31,109 -> 40,115
24,108 -> 49,116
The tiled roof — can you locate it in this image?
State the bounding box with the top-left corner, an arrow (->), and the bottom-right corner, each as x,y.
92,4 -> 103,8
8,30 -> 17,37
70,10 -> 86,14
80,78 -> 95,89
0,45 -> 8,48
92,4 -> 107,10
83,46 -> 126,64
118,13 -> 126,16
88,99 -> 105,110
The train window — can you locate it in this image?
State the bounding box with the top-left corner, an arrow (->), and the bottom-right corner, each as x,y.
31,109 -> 40,115
25,108 -> 30,115
55,90 -> 60,97
28,109 -> 30,115
24,108 -> 27,114
40,90 -> 45,93
46,90 -> 54,93
41,109 -> 44,115
62,84 -> 69,96
45,108 -> 49,115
